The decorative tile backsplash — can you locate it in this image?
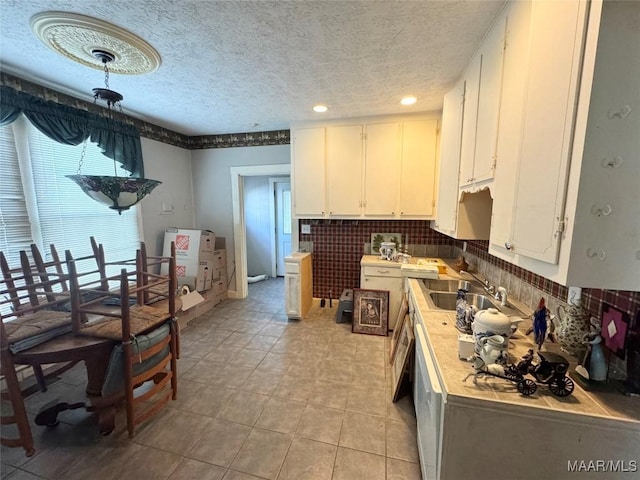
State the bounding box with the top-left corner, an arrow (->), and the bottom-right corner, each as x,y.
463,240 -> 639,325
300,222 -> 639,336
299,220 -> 455,299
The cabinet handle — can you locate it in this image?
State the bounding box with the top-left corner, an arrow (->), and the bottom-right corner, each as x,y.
391,212 -> 395,215
602,156 -> 624,168
607,105 -> 632,119
587,248 -> 606,260
504,242 -> 513,251
590,204 -> 612,217
377,269 -> 390,274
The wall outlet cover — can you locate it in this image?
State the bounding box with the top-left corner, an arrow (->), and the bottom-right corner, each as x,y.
568,286 -> 582,304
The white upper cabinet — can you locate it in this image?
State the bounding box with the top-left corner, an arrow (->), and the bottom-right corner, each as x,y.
434,81 -> 464,236
399,119 -> 439,217
326,125 -> 363,216
291,127 -> 326,216
507,0 -> 586,264
292,115 -> 439,219
490,0 -> 532,250
490,0 -> 640,290
490,0 -> 587,264
363,122 -> 401,216
459,14 -> 507,189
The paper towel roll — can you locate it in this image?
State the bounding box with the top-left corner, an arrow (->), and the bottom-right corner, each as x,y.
180,285 -> 191,296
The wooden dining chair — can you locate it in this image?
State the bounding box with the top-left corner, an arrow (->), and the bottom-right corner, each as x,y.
0,319 -> 35,457
64,242 -> 178,437
0,251 -> 75,457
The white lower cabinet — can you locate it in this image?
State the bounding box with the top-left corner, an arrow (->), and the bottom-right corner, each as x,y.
284,252 -> 313,319
408,280 -> 640,480
360,260 -> 403,331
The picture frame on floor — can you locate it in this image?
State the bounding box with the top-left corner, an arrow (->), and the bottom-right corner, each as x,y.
352,288 -> 389,336
389,293 -> 409,364
391,312 -> 415,402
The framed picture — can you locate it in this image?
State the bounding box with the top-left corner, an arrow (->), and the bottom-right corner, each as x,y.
601,303 -> 630,359
389,293 -> 409,364
391,314 -> 415,402
352,288 -> 389,336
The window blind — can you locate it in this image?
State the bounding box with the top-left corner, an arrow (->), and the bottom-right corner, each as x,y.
25,122 -> 141,279
0,125 -> 33,269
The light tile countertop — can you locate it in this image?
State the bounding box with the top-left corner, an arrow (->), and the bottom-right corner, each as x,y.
407,271 -> 640,425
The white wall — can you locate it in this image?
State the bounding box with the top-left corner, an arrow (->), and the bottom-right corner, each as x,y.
243,176 -> 273,277
139,138 -> 195,256
190,144 -> 290,293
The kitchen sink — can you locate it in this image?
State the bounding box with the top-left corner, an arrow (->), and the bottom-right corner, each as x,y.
421,279 -> 476,293
428,292 -> 498,311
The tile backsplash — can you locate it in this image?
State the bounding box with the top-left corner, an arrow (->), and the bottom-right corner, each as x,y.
299,220 -> 454,300
299,221 -> 639,337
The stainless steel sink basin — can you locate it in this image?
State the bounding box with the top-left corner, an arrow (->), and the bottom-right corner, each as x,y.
421,279 -> 476,293
427,292 -> 498,311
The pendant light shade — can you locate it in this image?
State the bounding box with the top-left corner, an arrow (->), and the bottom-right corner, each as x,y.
66,175 -> 161,214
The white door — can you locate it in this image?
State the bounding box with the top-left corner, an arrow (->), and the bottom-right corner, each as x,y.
275,181 -> 292,276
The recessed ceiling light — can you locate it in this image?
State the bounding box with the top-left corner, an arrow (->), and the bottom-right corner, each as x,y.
401,96 -> 417,106
313,104 -> 328,113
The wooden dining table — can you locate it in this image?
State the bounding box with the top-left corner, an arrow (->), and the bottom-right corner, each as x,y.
13,333 -> 117,397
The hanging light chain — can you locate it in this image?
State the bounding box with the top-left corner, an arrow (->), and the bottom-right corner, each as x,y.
103,60 -> 110,90
77,138 -> 88,175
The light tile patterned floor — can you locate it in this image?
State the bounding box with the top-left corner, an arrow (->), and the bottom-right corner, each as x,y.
1,278 -> 421,480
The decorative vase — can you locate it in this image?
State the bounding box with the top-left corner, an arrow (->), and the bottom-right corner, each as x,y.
588,335 -> 607,381
555,301 -> 591,359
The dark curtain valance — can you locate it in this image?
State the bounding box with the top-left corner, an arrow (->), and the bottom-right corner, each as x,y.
0,86 -> 144,177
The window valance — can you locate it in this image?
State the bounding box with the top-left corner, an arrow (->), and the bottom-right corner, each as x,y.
0,86 -> 144,177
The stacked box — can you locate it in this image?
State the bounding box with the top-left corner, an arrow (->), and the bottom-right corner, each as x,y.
211,237 -> 227,304
162,229 -> 216,291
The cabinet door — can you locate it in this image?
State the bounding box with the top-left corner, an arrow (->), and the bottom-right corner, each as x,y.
363,122 -> 401,216
292,127 -> 326,216
459,54 -> 481,187
510,0 -> 586,263
435,81 -> 465,234
490,0 -> 532,250
285,273 -> 300,317
399,119 -> 439,217
326,125 -> 363,216
473,14 -> 506,185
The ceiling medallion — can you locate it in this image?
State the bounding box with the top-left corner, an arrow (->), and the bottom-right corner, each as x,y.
30,11 -> 161,75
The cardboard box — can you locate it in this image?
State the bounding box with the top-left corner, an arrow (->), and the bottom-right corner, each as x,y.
212,277 -> 227,296
163,228 -> 216,262
164,259 -> 214,292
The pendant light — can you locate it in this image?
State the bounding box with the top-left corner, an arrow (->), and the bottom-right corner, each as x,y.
66,50 -> 161,214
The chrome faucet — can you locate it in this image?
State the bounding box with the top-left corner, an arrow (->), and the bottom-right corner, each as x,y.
495,286 -> 508,306
460,270 -> 490,291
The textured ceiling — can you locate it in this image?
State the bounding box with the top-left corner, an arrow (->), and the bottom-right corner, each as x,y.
0,0 -> 505,136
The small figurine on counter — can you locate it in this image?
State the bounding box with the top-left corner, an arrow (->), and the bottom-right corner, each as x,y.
455,288 -> 472,333
532,297 -> 550,350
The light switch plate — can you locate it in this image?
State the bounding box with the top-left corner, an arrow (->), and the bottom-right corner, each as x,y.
301,224 -> 311,234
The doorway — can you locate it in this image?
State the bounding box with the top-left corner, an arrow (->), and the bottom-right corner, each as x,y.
230,164 -> 295,299
270,178 -> 291,277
